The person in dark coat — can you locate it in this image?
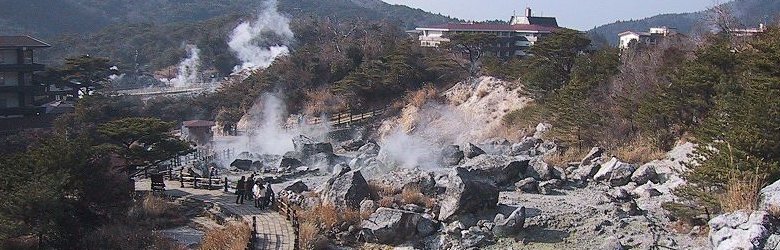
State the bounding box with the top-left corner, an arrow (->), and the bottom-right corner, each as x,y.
245,174 -> 255,201
236,176 -> 246,204
263,182 -> 275,210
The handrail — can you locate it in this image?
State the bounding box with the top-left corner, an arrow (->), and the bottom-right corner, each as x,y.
276,196 -> 300,250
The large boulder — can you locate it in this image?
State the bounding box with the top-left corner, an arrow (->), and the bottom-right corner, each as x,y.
514,177 -> 539,193
571,163 -> 600,182
463,143 -> 486,159
230,159 -> 253,171
581,147 -> 604,165
631,164 -> 659,185
279,152 -> 303,170
594,157 -> 637,187
283,179 -> 309,193
320,169 -> 373,209
509,137 -> 541,156
439,167 -> 499,221
358,141 -> 381,155
361,207 -> 436,245
760,179 -> 780,211
461,154 -> 529,186
441,145 -> 465,166
493,206 -> 526,237
709,210 -> 773,250
525,158 -> 554,181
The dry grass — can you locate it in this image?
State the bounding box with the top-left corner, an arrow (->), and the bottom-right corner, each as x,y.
298,203 -> 361,247
544,147 -> 589,167
200,220 -> 251,250
299,221 -> 325,250
377,196 -> 396,208
303,89 -> 347,116
611,137 -> 666,164
720,172 -> 766,213
368,181 -> 400,197
129,193 -> 187,229
83,224 -> 185,250
407,85 -> 440,108
768,205 -> 780,218
401,185 -> 435,209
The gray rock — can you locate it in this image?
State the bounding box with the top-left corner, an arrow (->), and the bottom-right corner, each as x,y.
361,207 -> 435,245
632,185 -> 662,198
441,145 -> 465,166
594,157 -> 637,187
572,163 -> 600,181
230,159 -> 253,171
279,152 -> 303,170
760,179 -> 780,211
461,226 -> 494,248
320,170 -> 373,209
510,137 -> 541,156
631,164 -> 659,185
709,210 -> 772,250
765,234 -> 780,250
539,179 -> 562,195
360,200 -> 378,215
283,179 -> 309,193
609,163 -> 637,187
526,158 -> 554,181
515,177 -> 539,193
610,188 -> 632,201
438,167 -> 499,221
403,204 -> 426,213
463,143 -> 486,159
358,141 -> 380,155
461,154 -> 530,186
533,123 -> 552,138
600,236 -> 624,250
581,147 -> 605,165
493,206 -> 526,237
341,139 -> 366,151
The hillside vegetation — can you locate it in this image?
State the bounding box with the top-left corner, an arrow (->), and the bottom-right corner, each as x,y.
589,0 -> 780,44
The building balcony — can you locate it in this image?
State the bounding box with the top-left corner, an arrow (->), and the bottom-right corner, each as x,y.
0,85 -> 46,93
0,63 -> 45,72
0,106 -> 45,116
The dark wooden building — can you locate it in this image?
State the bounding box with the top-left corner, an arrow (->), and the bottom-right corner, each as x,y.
0,36 -> 50,117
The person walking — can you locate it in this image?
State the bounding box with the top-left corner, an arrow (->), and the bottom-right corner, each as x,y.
253,180 -> 265,208
245,174 -> 255,201
263,182 -> 275,210
235,176 -> 246,204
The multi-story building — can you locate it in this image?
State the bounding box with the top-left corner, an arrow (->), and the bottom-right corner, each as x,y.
414,8 -> 560,58
618,27 -> 678,49
0,36 -> 50,117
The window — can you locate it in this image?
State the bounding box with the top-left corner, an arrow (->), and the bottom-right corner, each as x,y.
0,73 -> 5,86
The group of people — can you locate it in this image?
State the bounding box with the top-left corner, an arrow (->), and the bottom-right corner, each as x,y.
235,174 -> 275,209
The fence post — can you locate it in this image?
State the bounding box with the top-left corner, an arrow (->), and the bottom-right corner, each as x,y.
224,177 -> 229,192
252,216 -> 258,247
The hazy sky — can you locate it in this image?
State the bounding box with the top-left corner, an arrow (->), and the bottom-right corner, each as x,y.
382,0 -> 719,30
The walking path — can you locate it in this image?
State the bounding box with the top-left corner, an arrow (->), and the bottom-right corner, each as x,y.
136,179 -> 295,250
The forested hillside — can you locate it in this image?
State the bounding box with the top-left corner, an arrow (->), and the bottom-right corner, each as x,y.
0,0 -> 455,38
589,0 -> 780,44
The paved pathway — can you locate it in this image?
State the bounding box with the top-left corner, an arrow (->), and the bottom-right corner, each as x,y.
137,179 -> 295,250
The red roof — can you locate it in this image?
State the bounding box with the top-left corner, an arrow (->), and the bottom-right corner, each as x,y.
0,36 -> 51,48
183,120 -> 216,127
420,23 -> 559,32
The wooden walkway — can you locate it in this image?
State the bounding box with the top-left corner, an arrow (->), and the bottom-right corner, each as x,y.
136,179 -> 295,250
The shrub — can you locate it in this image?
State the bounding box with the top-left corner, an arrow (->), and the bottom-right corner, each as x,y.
501,103 -> 549,136
720,172 -> 766,213
200,220 -> 251,250
298,203 -> 361,247
407,85 -> 440,108
368,181 -> 400,198
128,194 -> 186,229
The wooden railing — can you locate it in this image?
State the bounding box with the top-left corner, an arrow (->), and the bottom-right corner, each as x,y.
276,196 -> 300,250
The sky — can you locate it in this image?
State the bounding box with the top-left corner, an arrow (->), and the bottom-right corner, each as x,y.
382,0 -> 719,30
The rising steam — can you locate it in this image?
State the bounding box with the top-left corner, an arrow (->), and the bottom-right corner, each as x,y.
165,44 -> 202,87
228,0 -> 294,73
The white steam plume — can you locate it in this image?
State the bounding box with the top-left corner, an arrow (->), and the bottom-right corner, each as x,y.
228,0 -> 294,73
215,93 -> 331,159
164,44 -> 201,87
